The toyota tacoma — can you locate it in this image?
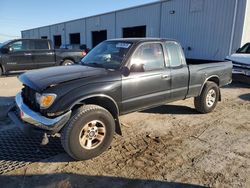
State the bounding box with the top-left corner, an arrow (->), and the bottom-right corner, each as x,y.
8,38 -> 232,160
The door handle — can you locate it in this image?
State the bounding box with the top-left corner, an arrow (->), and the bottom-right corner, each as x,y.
161,74 -> 170,79
24,53 -> 32,56
46,52 -> 53,55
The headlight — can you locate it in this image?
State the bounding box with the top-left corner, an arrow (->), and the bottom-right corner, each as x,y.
35,93 -> 57,109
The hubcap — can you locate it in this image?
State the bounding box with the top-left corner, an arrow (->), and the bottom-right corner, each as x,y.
64,62 -> 72,66
79,120 -> 106,150
206,89 -> 216,108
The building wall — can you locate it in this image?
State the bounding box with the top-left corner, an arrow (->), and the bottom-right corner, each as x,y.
65,19 -> 86,44
21,0 -> 249,60
39,26 -> 50,38
161,0 -> 241,60
86,13 -> 116,48
116,3 -> 161,38
241,0 -> 250,45
49,23 -> 65,44
230,0 -> 247,54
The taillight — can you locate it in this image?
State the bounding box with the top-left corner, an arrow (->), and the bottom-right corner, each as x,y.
82,51 -> 87,56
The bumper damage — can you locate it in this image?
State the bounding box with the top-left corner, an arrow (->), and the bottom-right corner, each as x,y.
8,92 -> 71,133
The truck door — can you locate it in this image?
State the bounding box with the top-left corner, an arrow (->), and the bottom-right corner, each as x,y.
122,42 -> 171,113
164,41 -> 189,101
30,40 -> 56,69
1,40 -> 34,71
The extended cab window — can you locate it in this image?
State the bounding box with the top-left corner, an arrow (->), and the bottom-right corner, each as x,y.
9,40 -> 29,52
131,43 -> 165,71
165,42 -> 184,67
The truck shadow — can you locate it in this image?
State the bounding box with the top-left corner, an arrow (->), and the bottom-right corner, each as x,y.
142,105 -> 198,115
0,173 -> 207,188
238,93 -> 250,101
224,81 -> 250,89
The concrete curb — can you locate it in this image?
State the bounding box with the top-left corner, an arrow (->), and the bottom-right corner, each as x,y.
0,97 -> 15,120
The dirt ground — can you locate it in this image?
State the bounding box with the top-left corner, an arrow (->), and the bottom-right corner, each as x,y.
0,75 -> 249,188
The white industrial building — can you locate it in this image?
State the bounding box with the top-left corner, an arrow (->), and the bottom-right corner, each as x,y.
22,0 -> 250,61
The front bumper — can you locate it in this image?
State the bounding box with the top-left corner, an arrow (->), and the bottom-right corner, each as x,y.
232,66 -> 250,76
8,92 -> 71,133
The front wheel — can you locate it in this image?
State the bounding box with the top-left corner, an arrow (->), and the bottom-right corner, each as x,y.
194,81 -> 219,113
61,105 -> 115,160
0,66 -> 3,77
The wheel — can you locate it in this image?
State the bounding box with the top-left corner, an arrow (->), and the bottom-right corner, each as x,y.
61,105 -> 115,160
0,66 -> 3,76
194,81 -> 219,113
61,59 -> 74,66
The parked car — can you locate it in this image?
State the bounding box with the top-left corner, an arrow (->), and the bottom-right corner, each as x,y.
226,43 -> 250,77
0,39 -> 86,76
8,38 -> 232,160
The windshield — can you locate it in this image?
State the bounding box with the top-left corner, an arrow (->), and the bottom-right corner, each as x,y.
81,41 -> 133,69
236,43 -> 250,54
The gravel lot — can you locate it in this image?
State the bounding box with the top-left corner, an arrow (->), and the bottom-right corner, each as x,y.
0,75 -> 249,188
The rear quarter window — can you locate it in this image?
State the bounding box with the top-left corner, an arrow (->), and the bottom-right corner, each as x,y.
165,42 -> 184,67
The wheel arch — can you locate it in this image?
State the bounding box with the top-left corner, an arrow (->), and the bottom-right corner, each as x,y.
61,57 -> 75,65
199,76 -> 221,101
70,94 -> 122,135
0,63 -> 6,74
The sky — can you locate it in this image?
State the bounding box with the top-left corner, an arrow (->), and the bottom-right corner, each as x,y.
0,0 -> 156,42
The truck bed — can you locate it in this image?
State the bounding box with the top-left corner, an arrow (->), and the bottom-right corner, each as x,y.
186,60 -> 232,98
186,59 -> 222,65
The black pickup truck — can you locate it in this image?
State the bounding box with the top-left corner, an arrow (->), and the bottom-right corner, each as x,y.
0,39 -> 86,76
8,38 -> 232,160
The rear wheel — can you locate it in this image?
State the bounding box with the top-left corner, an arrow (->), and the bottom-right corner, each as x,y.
62,59 -> 74,66
61,105 -> 115,160
194,81 -> 219,113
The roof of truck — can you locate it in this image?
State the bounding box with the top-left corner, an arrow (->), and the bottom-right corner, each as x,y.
108,38 -> 176,43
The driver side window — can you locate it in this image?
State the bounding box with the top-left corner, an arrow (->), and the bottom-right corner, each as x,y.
9,40 -> 29,52
131,43 -> 165,72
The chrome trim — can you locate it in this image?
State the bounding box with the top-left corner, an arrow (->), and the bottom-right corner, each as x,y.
15,92 -> 71,129
199,75 -> 219,95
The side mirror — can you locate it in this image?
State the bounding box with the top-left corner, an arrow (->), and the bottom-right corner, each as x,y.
130,64 -> 145,72
121,66 -> 130,77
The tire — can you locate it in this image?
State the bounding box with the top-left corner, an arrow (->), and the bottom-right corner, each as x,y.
194,81 -> 219,114
0,66 -> 3,77
61,105 -> 115,160
61,59 -> 74,66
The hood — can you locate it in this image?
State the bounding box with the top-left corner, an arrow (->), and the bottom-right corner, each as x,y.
19,65 -> 108,91
226,53 -> 250,65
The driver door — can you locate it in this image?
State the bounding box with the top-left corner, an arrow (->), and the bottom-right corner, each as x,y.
121,42 -> 171,114
1,40 -> 34,71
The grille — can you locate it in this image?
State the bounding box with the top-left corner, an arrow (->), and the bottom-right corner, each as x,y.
21,85 -> 40,112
